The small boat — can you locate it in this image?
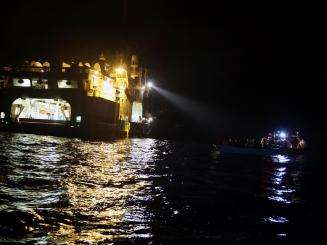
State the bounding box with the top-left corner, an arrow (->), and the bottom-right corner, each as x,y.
214,129 -> 306,156
214,145 -> 304,156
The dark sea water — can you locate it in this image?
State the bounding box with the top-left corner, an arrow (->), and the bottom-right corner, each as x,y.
0,132 -> 326,244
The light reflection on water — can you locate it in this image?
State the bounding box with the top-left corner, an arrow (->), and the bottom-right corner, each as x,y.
263,216 -> 289,224
262,153 -> 303,233
0,133 -> 310,243
57,138 -> 158,242
0,134 -> 160,243
272,155 -> 291,164
266,154 -> 298,206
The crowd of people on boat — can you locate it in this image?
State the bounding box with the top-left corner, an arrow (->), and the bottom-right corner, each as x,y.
216,137 -> 260,148
260,131 -> 305,150
216,130 -> 306,150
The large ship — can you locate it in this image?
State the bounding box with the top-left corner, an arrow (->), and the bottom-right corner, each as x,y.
0,54 -> 149,138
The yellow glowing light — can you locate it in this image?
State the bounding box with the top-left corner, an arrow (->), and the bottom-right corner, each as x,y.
115,67 -> 125,74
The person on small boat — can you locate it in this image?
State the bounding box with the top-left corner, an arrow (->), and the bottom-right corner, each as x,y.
290,136 -> 299,149
297,139 -> 306,149
260,137 -> 269,148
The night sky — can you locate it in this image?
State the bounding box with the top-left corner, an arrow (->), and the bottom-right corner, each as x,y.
1,0 -> 326,137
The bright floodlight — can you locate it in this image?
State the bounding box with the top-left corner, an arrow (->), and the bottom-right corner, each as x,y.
279,131 -> 287,140
146,81 -> 153,89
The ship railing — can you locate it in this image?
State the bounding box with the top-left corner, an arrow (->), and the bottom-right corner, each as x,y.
61,67 -> 90,74
0,66 -> 90,74
1,66 -> 51,73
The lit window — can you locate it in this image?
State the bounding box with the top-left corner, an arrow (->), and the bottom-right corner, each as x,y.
131,102 -> 143,122
11,98 -> 71,121
13,78 -> 31,87
76,115 -> 82,123
0,112 -> 5,118
58,80 -> 78,88
32,78 -> 48,89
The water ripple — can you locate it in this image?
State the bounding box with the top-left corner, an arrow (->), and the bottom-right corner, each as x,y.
0,133 -> 311,243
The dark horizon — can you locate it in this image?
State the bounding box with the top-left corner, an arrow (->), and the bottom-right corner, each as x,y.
1,0 -> 326,138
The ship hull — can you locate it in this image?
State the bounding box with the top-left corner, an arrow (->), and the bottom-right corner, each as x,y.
0,89 -> 129,139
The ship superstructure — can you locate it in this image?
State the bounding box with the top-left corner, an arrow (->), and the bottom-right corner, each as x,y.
0,54 -> 148,137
